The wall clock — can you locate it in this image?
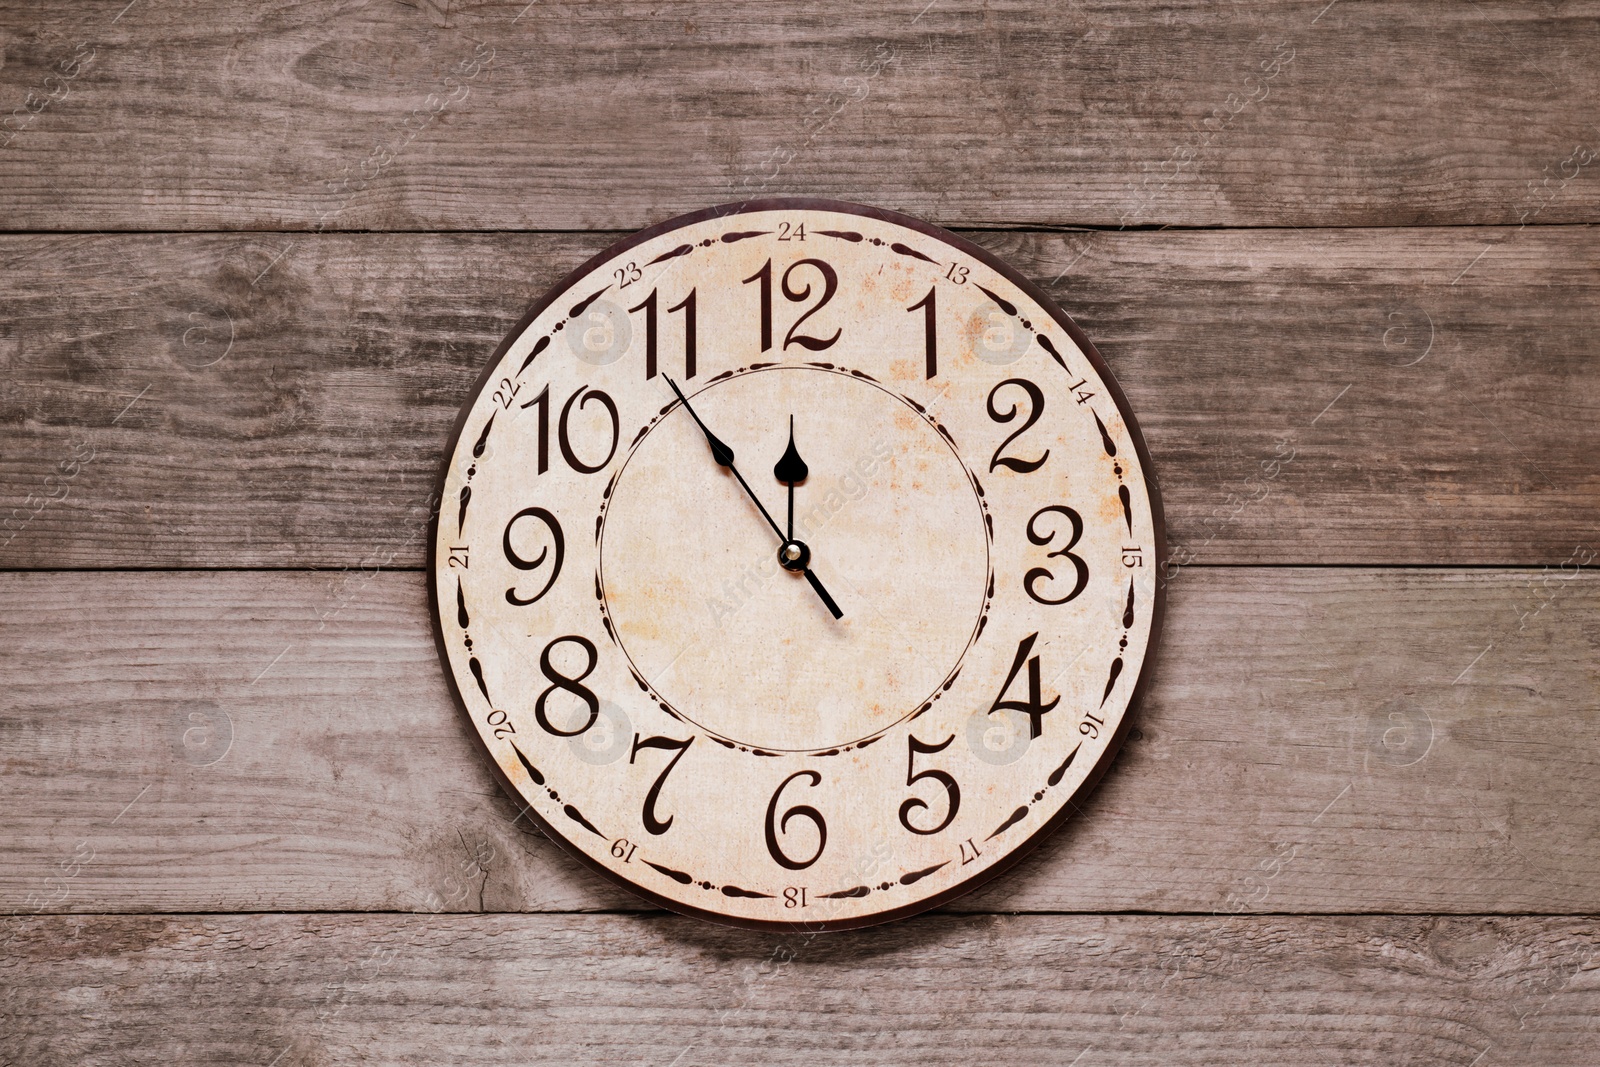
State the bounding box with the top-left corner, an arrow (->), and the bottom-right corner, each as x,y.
429,199 -> 1164,930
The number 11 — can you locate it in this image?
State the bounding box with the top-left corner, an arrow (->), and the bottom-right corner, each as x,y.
628,288 -> 697,380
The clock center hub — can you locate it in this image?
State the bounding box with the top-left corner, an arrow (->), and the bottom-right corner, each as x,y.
777,539 -> 810,571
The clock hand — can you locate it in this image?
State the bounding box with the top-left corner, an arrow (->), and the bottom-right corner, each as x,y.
666,377 -> 843,620
770,417 -> 844,619
800,567 -> 843,620
772,415 -> 808,543
665,376 -> 781,536
668,376 -> 737,469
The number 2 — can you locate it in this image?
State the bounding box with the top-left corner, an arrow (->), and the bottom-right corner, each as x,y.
781,259 -> 841,351
987,378 -> 1049,473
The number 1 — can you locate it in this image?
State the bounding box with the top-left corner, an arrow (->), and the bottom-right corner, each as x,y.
743,260 -> 773,352
908,285 -> 936,379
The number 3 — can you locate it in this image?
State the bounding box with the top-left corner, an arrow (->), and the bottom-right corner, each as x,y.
1024,505 -> 1089,605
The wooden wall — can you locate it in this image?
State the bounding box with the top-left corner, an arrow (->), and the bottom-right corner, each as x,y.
2,2 -> 1597,1063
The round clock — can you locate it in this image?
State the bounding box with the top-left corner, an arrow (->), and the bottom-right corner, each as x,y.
429,199 -> 1164,930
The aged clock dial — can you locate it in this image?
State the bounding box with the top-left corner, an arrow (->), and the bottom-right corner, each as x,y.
430,199 -> 1164,930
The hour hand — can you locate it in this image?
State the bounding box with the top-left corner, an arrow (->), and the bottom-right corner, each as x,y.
773,415 -> 808,542
771,418 -> 843,620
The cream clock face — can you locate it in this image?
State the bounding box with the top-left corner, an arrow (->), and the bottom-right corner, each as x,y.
430,200 -> 1164,930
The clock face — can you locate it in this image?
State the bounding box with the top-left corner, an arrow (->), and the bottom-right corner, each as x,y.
429,200 -> 1164,930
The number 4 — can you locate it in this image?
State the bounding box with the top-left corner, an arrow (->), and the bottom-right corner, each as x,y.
989,633 -> 1060,739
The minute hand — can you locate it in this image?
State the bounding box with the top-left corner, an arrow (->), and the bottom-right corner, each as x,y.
666,378 -> 843,619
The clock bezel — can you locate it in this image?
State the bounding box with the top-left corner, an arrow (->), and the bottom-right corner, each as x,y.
426,197 -> 1168,932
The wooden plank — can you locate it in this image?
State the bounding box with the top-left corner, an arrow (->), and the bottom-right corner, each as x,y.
3,567 -> 1595,916
2,227 -> 1595,569
0,2 -> 1597,230
3,911 -> 1597,1065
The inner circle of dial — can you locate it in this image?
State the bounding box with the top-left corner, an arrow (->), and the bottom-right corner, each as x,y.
597,365 -> 991,754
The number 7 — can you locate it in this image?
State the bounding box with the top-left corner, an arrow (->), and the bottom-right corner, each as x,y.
630,734 -> 695,835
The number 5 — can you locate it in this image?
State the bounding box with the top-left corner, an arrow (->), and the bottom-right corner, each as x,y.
898,734 -> 960,835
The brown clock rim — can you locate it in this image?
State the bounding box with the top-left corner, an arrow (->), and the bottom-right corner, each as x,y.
426,196 -> 1168,933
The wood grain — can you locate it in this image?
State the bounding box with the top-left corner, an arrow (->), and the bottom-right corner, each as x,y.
0,1 -> 1597,231
2,227 -> 1595,569
3,912 -> 1597,1066
3,0 -> 1596,1045
3,567 -> 1595,916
